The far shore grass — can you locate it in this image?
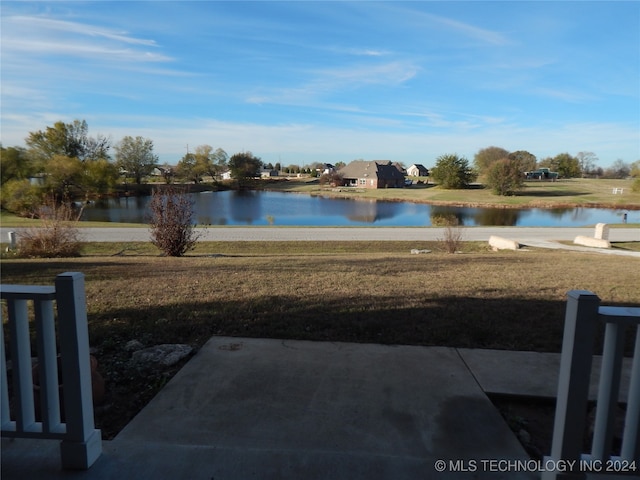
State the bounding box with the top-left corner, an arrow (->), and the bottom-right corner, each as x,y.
265,176 -> 640,210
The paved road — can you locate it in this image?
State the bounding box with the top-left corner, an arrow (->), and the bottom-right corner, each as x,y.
2,226 -> 639,243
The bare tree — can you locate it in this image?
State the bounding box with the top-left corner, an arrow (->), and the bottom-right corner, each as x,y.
576,151 -> 598,177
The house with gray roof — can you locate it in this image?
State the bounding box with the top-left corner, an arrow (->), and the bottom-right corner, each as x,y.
338,160 -> 406,189
406,164 -> 429,177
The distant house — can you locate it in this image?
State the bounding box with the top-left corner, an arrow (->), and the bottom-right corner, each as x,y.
338,160 -> 406,189
524,168 -> 558,181
317,163 -> 335,175
221,170 -> 232,180
152,165 -> 176,177
393,162 -> 407,175
406,164 -> 429,177
261,168 -> 279,178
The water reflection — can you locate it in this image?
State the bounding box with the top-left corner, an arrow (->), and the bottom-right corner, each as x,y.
473,208 -> 520,226
80,190 -> 633,227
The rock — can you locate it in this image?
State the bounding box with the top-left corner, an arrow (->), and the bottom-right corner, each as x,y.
489,235 -> 520,251
410,249 -> 431,254
124,339 -> 145,352
517,429 -> 531,445
594,223 -> 609,240
574,235 -> 611,248
131,344 -> 193,367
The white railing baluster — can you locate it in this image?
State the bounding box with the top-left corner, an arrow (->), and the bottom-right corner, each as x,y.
34,298 -> 63,434
1,273 -> 101,470
0,310 -> 13,432
7,298 -> 37,433
592,320 -> 626,461
621,327 -> 640,461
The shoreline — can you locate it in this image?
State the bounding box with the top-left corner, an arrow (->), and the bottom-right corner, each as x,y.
301,191 -> 640,211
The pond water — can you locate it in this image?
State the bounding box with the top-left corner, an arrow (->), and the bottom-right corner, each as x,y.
80,190 -> 634,227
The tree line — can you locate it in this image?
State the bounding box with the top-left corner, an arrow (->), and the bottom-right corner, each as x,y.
0,119 -> 269,216
430,147 -> 639,195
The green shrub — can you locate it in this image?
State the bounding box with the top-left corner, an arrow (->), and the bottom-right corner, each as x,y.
430,154 -> 477,189
486,158 -> 524,196
1,179 -> 43,216
632,178 -> 640,193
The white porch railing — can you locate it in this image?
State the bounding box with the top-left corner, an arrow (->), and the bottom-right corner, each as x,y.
1,272 -> 102,469
543,290 -> 640,480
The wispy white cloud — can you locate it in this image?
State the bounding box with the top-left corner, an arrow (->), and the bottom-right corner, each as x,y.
428,13 -> 510,46
326,46 -> 391,57
530,87 -> 596,103
246,61 -> 419,107
2,14 -> 173,63
316,61 -> 419,86
10,15 -> 159,46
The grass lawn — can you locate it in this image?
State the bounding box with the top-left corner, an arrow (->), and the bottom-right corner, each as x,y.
1,241 -> 639,439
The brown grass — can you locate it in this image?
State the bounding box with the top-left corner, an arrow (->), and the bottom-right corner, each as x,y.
2,243 -> 638,352
2,242 -> 638,438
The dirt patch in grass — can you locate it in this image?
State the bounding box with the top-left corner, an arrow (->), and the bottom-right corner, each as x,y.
2,244 -> 638,441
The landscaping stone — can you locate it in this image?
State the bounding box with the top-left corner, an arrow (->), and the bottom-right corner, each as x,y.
131,344 -> 193,367
574,235 -> 611,248
489,235 -> 520,251
410,249 -> 431,254
594,223 -> 609,240
124,340 -> 144,352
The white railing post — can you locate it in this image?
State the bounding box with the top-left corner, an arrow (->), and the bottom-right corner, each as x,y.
54,272 -> 102,470
542,290 -> 600,480
545,293 -> 640,479
621,327 -> 640,461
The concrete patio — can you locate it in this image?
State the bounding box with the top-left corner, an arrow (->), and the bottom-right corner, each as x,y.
1,337 -> 634,479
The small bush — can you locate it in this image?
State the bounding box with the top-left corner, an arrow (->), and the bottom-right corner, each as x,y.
632,178 -> 640,193
437,218 -> 464,254
18,199 -> 83,258
319,172 -> 344,187
148,186 -> 200,257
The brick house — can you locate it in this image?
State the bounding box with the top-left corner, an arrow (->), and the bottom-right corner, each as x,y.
338,160 -> 406,189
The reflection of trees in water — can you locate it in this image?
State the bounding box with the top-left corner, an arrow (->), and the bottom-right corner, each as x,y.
546,208 -> 576,219
473,208 -> 520,226
429,206 -> 467,226
229,190 -> 261,224
345,199 -> 399,224
430,205 -> 523,226
83,196 -> 151,223
193,191 -> 228,225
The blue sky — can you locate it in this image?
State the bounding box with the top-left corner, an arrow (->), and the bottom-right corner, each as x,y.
1,1 -> 638,168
